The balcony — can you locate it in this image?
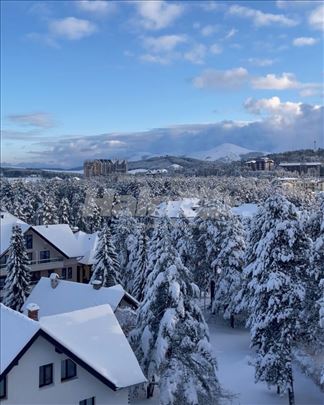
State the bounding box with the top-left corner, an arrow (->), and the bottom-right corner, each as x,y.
0,258 -> 64,272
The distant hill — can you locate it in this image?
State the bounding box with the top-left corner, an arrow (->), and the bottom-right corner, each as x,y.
266,148 -> 324,163
187,143 -> 262,162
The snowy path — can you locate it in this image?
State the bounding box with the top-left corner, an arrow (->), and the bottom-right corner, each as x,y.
207,313 -> 323,405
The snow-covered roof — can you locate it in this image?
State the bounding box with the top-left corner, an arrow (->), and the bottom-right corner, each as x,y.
0,212 -> 30,256
154,198 -> 200,218
22,278 -> 128,317
32,224 -> 85,258
40,305 -> 146,388
1,303 -> 146,388
74,230 -> 98,265
0,303 -> 40,374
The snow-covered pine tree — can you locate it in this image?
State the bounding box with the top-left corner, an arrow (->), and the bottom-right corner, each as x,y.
212,213 -> 245,327
3,225 -> 31,311
90,224 -> 121,287
245,194 -> 311,403
112,209 -> 139,290
132,223 -> 221,405
59,197 -> 70,224
41,197 -> 59,225
172,211 -> 194,271
132,226 -> 149,302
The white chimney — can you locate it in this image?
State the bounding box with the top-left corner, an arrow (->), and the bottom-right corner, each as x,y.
50,272 -> 60,289
91,279 -> 102,290
26,303 -> 40,321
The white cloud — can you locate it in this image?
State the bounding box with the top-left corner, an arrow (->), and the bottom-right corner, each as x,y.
228,4 -> 298,27
49,17 -> 97,40
193,67 -> 249,89
309,4 -> 324,31
276,1 -> 314,9
252,73 -> 299,90
139,53 -> 170,65
143,34 -> 186,53
210,43 -> 222,55
224,28 -> 238,40
135,1 -> 184,30
184,44 -> 207,64
248,58 -> 276,67
8,112 -> 55,128
293,36 -> 318,46
201,25 -> 218,37
76,1 -> 116,15
244,96 -> 302,116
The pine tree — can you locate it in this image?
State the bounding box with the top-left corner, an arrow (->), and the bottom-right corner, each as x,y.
172,212 -> 194,271
245,194 -> 311,403
132,226 -> 149,302
59,197 -> 70,224
212,213 -> 245,327
4,225 -> 31,311
41,197 -> 59,225
132,224 -> 221,405
90,224 -> 121,287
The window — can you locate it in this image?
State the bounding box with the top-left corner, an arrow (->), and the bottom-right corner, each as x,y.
79,397 -> 95,405
61,359 -> 77,381
39,363 -> 53,387
24,234 -> 33,249
62,268 -> 66,279
67,267 -> 72,279
0,376 -> 6,399
40,250 -> 50,263
0,255 -> 8,267
0,276 -> 5,290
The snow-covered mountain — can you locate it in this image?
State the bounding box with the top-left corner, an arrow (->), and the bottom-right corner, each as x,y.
187,143 -> 257,162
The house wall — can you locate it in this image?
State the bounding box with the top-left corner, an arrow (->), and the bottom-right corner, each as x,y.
3,335 -> 129,405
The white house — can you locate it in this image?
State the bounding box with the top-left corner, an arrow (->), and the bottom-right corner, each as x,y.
0,303 -> 146,404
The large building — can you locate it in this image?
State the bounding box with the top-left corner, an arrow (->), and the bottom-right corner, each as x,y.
84,160 -> 127,178
278,162 -> 322,177
245,157 -> 274,171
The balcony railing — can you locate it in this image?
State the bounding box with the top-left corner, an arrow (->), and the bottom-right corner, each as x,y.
0,257 -> 64,269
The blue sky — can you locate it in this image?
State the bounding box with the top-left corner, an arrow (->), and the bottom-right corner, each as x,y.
1,0 -> 323,167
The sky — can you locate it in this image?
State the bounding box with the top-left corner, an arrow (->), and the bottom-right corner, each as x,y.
1,0 -> 324,167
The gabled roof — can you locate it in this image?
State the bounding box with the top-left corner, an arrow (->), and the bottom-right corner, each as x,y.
0,304 -> 146,389
0,304 -> 40,374
40,305 -> 146,388
22,278 -> 132,317
0,212 -> 30,256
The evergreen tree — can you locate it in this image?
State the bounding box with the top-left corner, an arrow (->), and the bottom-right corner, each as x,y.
59,197 -> 70,224
90,224 -> 121,287
245,194 -> 311,403
132,225 -> 221,405
132,226 -> 149,302
172,212 -> 194,271
4,225 -> 31,311
212,213 -> 245,327
41,197 -> 59,225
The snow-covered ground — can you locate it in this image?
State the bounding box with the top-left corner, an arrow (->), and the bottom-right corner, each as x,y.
207,313 -> 323,405
132,313 -> 323,405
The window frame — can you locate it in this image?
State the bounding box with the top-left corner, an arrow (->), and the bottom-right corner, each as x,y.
67,267 -> 72,279
0,376 -> 7,399
40,250 -> 50,263
61,359 -> 77,382
39,363 -> 53,388
61,268 -> 66,279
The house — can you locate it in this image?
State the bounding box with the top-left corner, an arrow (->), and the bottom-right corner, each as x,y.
22,276 -> 139,318
0,212 -> 99,300
0,303 -> 146,404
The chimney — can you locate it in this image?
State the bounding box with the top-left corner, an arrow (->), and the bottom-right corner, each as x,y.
26,303 -> 40,321
91,279 -> 102,290
50,272 -> 60,289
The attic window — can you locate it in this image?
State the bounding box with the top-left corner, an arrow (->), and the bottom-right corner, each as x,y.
79,397 -> 95,405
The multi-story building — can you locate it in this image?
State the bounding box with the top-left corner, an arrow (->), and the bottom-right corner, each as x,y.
278,162 -> 322,177
84,160 -> 128,178
0,212 -> 98,300
245,157 -> 274,171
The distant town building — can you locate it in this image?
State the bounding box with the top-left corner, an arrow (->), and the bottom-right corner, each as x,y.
279,162 -> 322,177
84,159 -> 127,178
245,157 -> 274,171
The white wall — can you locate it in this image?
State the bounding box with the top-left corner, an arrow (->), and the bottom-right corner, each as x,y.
3,336 -> 129,405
